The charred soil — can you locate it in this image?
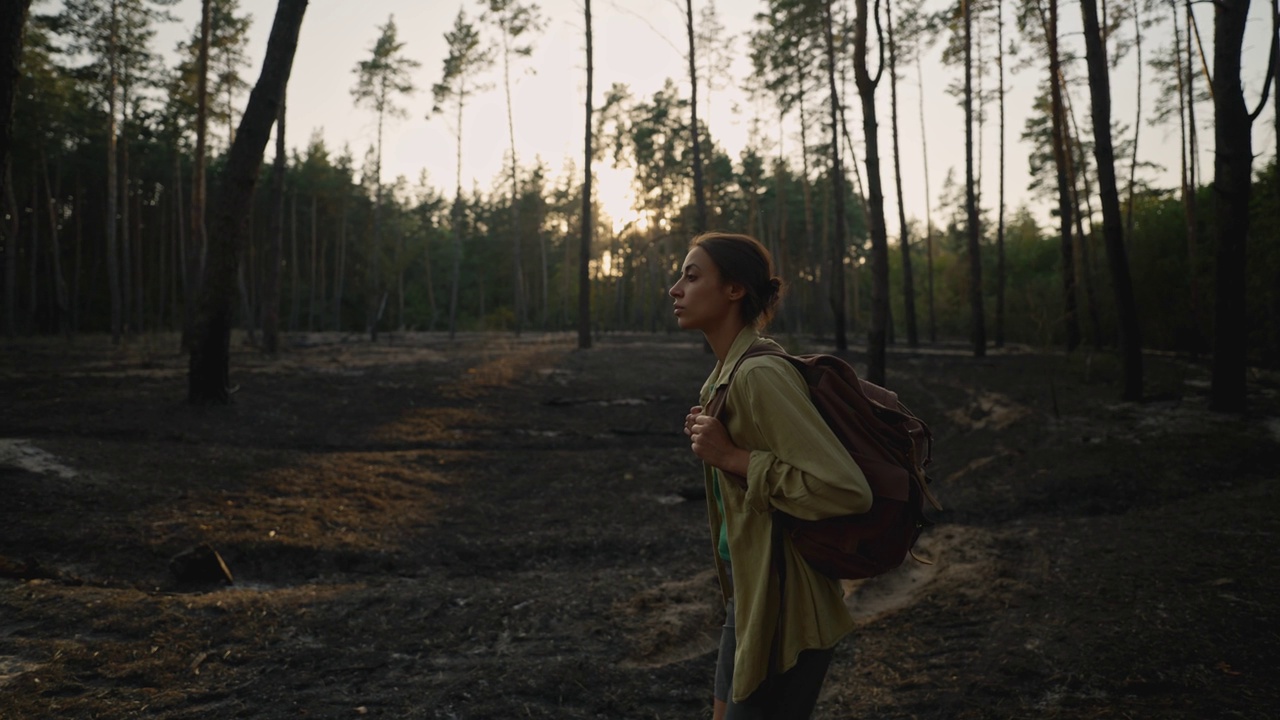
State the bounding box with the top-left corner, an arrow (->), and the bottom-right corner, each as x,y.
1,332 -> 1277,719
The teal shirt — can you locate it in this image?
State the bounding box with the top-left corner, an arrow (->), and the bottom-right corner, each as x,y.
712,469 -> 730,562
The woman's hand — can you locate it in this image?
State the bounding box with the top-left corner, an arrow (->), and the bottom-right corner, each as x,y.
683,405 -> 703,439
688,413 -> 751,478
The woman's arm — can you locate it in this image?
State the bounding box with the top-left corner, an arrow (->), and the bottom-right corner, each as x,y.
731,362 -> 873,520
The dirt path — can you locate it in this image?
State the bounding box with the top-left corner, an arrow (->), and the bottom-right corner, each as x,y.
1,333 -> 1277,719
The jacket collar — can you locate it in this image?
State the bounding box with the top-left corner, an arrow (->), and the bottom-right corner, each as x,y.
701,326 -> 763,402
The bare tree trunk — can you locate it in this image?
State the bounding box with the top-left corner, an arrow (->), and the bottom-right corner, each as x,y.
189,0 -> 308,404
0,0 -> 32,225
887,0 -> 916,349
288,185 -> 300,332
106,0 -> 122,343
262,96 -> 285,354
686,0 -> 707,234
578,0 -> 593,350
121,98 -> 133,333
1081,0 -> 1143,400
916,46 -> 936,344
2,168 -> 15,337
1184,1 -> 1204,349
185,0 -> 211,347
850,0 -> 886,375
827,0 -> 852,355
41,152 -> 68,334
28,183 -> 36,328
995,0 -> 1006,348
73,173 -> 83,332
448,99 -> 464,339
310,193 -> 317,331
1208,0 -> 1254,412
1124,5 -> 1143,243
1043,0 -> 1079,351
0,0 -> 32,335
1061,102 -> 1103,350
333,197 -> 346,331
964,0 -> 986,357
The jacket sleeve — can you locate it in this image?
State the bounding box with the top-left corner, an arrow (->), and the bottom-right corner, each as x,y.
730,361 -> 873,520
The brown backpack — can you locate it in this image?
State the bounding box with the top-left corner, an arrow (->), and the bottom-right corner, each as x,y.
706,346 -> 942,580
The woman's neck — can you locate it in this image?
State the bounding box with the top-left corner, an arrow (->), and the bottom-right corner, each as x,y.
704,319 -> 749,362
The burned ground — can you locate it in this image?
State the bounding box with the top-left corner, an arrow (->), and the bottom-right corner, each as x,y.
1,332 -> 1277,719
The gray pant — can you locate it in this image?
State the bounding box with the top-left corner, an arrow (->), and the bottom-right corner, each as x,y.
713,596 -> 836,720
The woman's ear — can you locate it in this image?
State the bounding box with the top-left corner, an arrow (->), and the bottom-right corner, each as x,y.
724,282 -> 746,302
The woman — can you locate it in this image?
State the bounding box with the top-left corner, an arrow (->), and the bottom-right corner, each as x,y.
671,232 -> 873,720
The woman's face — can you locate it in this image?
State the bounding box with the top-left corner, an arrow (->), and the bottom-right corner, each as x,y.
668,246 -> 741,332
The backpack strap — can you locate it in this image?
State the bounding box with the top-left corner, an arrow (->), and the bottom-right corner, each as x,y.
704,346 -> 785,490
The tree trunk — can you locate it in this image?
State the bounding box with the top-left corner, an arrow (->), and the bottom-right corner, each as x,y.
887,0 -> 916,349
686,0 -> 707,234
121,97 -> 133,333
369,99 -> 384,341
334,197 -> 346,331
825,1 -> 850,354
41,152 -> 68,334
501,33 -> 525,336
73,173 -> 83,332
849,0 -> 885,375
106,0 -> 122,343
964,0 -> 986,357
916,47 -> 936,345
578,0 -> 593,350
2,167 -> 15,337
1184,1 -> 1203,349
1062,111 -> 1103,350
0,0 -> 32,260
1124,5 -> 1143,244
1208,0 -> 1253,412
185,0 -> 212,348
448,98 -> 464,340
28,183 -> 36,328
288,185 -> 300,332
262,95 -> 285,354
1080,0 -> 1143,400
310,193 -> 317,331
189,0 -> 308,404
1045,0 -> 1079,352
995,0 -> 1006,348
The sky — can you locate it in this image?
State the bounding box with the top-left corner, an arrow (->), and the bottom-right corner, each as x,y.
152,0 -> 1279,232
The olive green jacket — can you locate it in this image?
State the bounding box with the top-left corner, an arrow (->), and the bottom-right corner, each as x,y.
700,327 -> 873,702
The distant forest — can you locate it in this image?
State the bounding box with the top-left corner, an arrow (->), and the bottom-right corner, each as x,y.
1,0 -> 1277,409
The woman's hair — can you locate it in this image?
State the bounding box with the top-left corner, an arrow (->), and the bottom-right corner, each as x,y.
692,232 -> 784,328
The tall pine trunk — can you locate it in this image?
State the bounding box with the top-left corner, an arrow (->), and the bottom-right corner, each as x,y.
995,0 -> 1006,348
826,0 -> 850,354
262,95 -> 285,354
1208,0 -> 1254,412
850,0 -> 886,375
916,47 -> 936,344
104,2 -> 124,342
501,32 -> 525,335
41,152 -> 68,334
189,0 -> 307,404
1184,1 -> 1203,349
578,0 -> 593,350
185,0 -> 211,348
0,0 -> 32,227
686,0 -> 707,234
887,0 -> 917,348
1044,0 -> 1079,351
1081,0 -> 1143,400
964,0 -> 986,356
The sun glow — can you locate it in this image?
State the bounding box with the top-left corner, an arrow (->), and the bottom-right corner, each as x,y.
595,165 -> 642,235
